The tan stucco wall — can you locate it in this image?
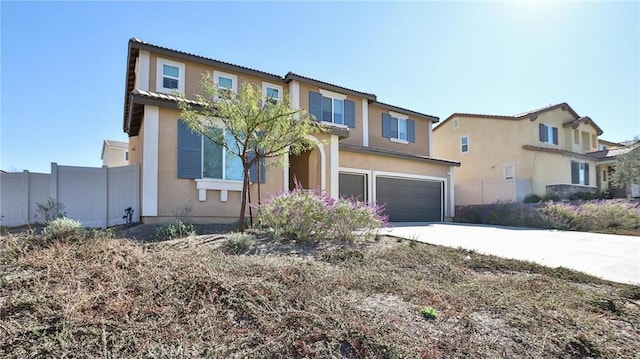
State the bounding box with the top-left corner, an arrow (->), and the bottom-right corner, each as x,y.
128,136 -> 141,165
155,107 -> 285,222
367,104 -> 431,156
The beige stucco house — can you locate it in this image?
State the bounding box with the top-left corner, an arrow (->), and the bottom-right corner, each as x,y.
122,38 -> 459,224
588,139 -> 640,198
433,103 -> 605,205
101,140 -> 129,167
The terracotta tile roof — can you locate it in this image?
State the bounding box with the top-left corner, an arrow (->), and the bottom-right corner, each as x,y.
587,144 -> 639,160
284,72 -> 376,101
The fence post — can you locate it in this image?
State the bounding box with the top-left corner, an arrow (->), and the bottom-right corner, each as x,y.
103,166 -> 108,229
22,170 -> 29,224
50,162 -> 58,203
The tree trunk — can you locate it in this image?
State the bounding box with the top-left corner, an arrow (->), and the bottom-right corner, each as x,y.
238,165 -> 251,232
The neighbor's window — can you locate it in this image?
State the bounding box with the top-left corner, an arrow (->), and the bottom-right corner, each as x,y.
124,151 -> 129,161
319,96 -> 345,124
503,165 -> 515,180
203,130 -> 243,181
397,118 -> 408,141
571,160 -> 589,185
460,136 -> 469,153
539,123 -> 558,145
157,58 -> 185,94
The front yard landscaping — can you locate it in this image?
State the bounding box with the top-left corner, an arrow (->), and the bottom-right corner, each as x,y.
2,224 -> 639,358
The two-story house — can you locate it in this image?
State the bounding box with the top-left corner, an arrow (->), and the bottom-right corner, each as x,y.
122,38 -> 459,224
433,103 -> 603,205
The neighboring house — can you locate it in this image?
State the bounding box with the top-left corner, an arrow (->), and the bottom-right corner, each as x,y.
122,38 -> 459,224
433,103 -> 603,205
101,140 -> 130,167
587,139 -> 640,198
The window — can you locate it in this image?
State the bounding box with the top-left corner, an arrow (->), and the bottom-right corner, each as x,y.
203,130 -> 243,181
599,144 -> 606,151
571,160 -> 590,185
124,151 -> 129,161
453,118 -> 459,129
574,129 -> 580,144
156,58 -> 185,94
460,136 -> 469,153
308,91 -> 356,127
381,112 -> 416,143
602,170 -> 607,182
539,123 -> 558,145
213,71 -> 238,95
262,81 -> 283,106
503,164 -> 515,180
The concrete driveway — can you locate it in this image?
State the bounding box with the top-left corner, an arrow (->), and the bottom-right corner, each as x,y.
381,223 -> 640,285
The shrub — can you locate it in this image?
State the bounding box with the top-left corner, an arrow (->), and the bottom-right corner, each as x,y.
543,194 -> 560,202
536,203 -> 579,230
223,232 -> 256,254
419,306 -> 437,320
42,217 -> 83,240
35,198 -> 66,223
257,185 -> 387,242
568,192 -> 597,201
523,194 -> 542,203
456,201 -> 537,227
156,220 -> 196,240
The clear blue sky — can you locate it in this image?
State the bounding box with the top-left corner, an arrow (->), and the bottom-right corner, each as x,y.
2,1 -> 639,173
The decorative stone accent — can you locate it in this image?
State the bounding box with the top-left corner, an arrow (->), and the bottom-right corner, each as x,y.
546,184 -> 597,199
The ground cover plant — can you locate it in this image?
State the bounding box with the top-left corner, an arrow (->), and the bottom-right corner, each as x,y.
2,225 -> 639,358
456,199 -> 640,235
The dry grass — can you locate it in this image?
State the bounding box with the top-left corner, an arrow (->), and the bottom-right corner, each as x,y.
1,230 -> 639,358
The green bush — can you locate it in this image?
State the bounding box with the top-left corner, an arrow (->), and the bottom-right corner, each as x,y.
523,194 -> 542,203
456,201 -> 538,227
35,198 -> 66,223
223,232 -> 256,254
536,203 -> 579,230
568,192 -> 597,201
543,194 -> 560,202
42,217 -> 83,240
258,185 -> 387,242
156,220 -> 196,240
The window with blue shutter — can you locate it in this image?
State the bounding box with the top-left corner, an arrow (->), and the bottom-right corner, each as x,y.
539,123 -> 558,145
309,91 -> 356,127
381,113 -> 415,143
177,120 -> 202,179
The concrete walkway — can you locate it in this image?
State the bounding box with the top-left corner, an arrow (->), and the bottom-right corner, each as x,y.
381,223 -> 640,285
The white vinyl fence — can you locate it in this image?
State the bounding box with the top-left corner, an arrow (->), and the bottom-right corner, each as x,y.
1,163 -> 140,228
455,178 -> 532,206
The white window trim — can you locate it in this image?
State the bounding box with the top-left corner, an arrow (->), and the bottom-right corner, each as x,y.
388,111 -> 410,143
262,81 -> 283,104
318,91 -> 347,125
319,88 -> 347,100
503,164 -> 515,180
460,135 -> 469,154
156,58 -> 185,94
390,138 -> 409,144
196,178 -> 243,202
213,70 -> 238,94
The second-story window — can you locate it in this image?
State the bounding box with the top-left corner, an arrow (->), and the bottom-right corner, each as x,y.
460,136 -> 469,153
309,91 -> 355,127
381,113 -> 416,143
156,58 -> 185,94
214,71 -> 238,97
539,123 -> 558,145
262,82 -> 283,106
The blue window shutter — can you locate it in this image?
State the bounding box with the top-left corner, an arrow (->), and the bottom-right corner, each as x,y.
552,127 -> 559,145
571,161 -> 578,184
407,119 -> 416,143
344,100 -> 356,128
177,120 -> 202,179
539,123 -> 547,142
584,163 -> 589,185
382,113 -> 393,138
248,151 -> 266,184
309,91 -> 322,121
